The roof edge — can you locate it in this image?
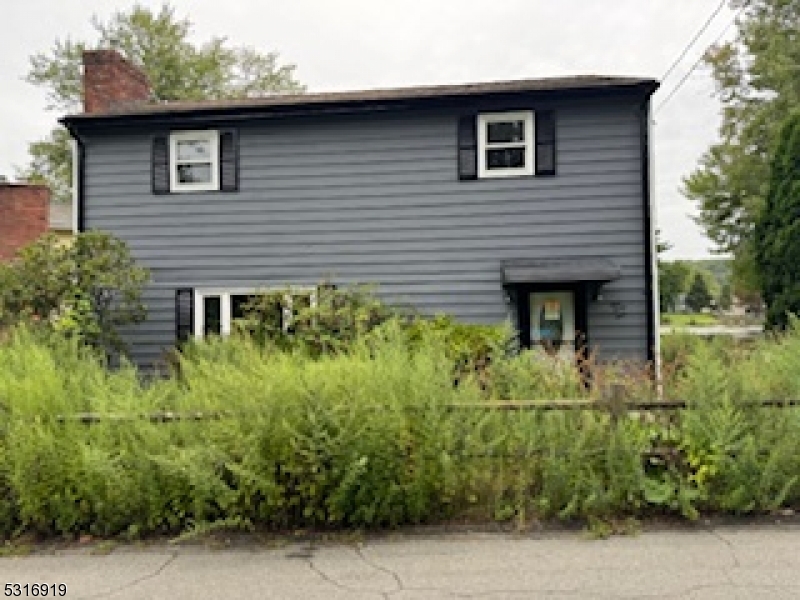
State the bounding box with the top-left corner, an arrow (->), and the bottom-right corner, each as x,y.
62,75 -> 659,128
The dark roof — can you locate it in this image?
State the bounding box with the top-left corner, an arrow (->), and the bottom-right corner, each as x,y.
62,75 -> 659,126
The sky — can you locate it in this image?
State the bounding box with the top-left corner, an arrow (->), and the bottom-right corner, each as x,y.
0,0 -> 739,260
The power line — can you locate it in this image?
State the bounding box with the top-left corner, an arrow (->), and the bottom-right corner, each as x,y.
655,1 -> 750,115
659,0 -> 728,85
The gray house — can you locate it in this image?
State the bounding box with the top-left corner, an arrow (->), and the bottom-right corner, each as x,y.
62,50 -> 659,368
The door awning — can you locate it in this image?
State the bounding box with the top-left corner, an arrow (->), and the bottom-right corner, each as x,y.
501,258 -> 622,284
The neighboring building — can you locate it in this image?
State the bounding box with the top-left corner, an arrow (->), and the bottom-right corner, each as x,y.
62,50 -> 659,368
49,201 -> 74,244
0,183 -> 49,262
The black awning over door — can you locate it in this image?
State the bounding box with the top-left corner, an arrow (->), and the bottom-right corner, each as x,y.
501,258 -> 622,285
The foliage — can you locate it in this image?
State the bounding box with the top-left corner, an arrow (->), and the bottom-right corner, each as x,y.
661,313 -> 719,327
683,0 -> 800,294
14,128 -> 72,203
20,3 -> 304,201
231,285 -> 513,383
719,283 -> 733,311
1,320 -> 800,540
659,259 -> 730,314
0,232 -> 148,355
685,272 -> 713,312
659,260 -> 691,313
234,285 -> 398,357
753,111 -> 800,330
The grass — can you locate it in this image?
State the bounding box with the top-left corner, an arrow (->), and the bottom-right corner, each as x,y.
1,321 -> 799,541
661,313 -> 721,327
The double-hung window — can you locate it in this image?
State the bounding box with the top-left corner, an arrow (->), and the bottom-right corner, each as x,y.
477,111 -> 534,178
169,130 -> 219,192
458,110 -> 555,180
152,129 -> 238,194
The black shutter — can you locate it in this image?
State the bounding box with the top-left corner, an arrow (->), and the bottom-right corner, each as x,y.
457,115 -> 478,180
535,111 -> 556,176
219,129 -> 239,192
152,135 -> 170,194
175,288 -> 195,345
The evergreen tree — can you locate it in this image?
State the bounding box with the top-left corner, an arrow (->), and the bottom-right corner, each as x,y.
686,272 -> 713,313
683,0 -> 800,294
753,111 -> 800,329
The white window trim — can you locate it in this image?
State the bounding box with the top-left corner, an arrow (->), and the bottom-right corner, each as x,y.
169,130 -> 220,193
477,111 -> 535,179
193,286 -> 318,339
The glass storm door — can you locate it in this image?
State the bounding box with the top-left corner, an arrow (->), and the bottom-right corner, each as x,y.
529,291 -> 576,358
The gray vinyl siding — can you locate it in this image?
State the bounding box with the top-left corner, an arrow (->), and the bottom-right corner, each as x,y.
83,96 -> 650,367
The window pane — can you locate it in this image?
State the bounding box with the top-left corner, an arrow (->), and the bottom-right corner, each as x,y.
176,139 -> 211,161
177,163 -> 212,184
486,148 -> 526,169
487,121 -> 525,144
204,296 -> 221,336
231,294 -> 257,320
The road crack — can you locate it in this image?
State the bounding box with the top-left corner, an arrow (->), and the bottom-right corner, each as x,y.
77,552 -> 178,599
306,542 -> 386,598
355,544 -> 403,598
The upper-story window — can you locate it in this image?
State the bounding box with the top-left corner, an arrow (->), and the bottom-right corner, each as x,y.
170,131 -> 219,192
477,111 -> 534,178
458,110 -> 556,180
152,129 -> 239,194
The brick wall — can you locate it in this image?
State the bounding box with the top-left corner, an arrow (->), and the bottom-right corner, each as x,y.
83,49 -> 151,114
0,184 -> 49,261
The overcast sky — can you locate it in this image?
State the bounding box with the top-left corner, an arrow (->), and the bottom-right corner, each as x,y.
1,0 -> 738,259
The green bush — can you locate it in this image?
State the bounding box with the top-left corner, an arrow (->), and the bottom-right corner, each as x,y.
1,321 -> 800,540
0,232 -> 149,356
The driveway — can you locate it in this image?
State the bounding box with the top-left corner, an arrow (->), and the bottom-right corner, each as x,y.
1,524 -> 799,599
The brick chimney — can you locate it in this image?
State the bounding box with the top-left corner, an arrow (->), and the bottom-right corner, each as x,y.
82,49 -> 151,114
0,183 -> 49,261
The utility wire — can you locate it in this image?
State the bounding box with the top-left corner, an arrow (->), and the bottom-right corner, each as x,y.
655,1 -> 750,115
659,0 -> 728,85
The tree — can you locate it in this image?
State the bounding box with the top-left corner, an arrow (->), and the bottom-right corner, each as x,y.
659,260 -> 691,313
0,232 -> 149,355
753,111 -> 800,330
685,272 -> 713,313
719,283 -> 733,311
18,3 -> 304,201
683,0 -> 800,293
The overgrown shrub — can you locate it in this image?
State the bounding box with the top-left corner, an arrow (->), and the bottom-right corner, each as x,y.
232,285 -> 514,385
0,232 -> 149,356
1,321 -> 800,541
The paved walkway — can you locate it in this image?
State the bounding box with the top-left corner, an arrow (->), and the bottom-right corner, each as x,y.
2,524 -> 799,599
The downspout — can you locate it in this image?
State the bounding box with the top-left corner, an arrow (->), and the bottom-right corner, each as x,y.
65,124 -> 86,233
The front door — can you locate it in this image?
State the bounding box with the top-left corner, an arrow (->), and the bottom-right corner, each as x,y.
513,282 -> 588,360
529,290 -> 576,358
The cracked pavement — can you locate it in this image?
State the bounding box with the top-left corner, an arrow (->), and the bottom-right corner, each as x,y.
2,524 -> 800,599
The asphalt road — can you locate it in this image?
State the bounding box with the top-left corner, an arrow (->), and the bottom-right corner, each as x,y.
2,524 -> 799,599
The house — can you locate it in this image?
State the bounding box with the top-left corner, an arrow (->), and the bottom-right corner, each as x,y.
0,182 -> 49,262
61,50 -> 659,368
